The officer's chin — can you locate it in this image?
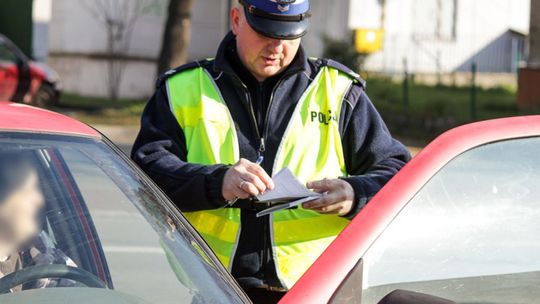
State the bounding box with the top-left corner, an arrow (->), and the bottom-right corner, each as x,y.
258,66 -> 283,78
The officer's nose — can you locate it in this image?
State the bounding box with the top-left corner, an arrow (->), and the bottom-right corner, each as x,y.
267,39 -> 284,54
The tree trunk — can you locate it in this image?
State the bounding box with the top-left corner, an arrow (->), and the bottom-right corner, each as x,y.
106,23 -> 118,101
157,0 -> 194,75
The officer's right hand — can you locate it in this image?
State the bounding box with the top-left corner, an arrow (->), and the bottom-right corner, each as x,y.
222,158 -> 275,201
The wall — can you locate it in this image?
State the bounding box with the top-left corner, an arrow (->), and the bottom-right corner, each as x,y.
517,0 -> 540,107
356,0 -> 530,74
528,0 -> 540,67
46,0 -> 351,99
186,0 -> 231,60
47,0 -> 168,99
301,0 -> 351,58
33,0 -> 52,61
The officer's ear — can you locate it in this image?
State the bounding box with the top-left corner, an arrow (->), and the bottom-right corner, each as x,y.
231,6 -> 243,35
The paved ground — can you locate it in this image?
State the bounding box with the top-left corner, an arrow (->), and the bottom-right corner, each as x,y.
69,154 -> 196,303
91,124 -> 139,155
408,146 -> 422,156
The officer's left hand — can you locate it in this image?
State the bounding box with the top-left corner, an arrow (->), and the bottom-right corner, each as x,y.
302,179 -> 355,216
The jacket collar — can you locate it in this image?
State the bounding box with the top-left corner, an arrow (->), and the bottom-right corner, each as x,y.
213,31 -> 310,79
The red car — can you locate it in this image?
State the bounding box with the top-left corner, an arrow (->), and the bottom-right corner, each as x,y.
0,34 -> 61,107
283,115 -> 540,304
0,101 -> 539,304
0,102 -> 248,304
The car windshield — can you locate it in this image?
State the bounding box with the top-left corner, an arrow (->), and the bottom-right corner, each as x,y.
0,133 -> 246,304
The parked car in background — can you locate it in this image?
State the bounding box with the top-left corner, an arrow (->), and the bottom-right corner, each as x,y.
0,34 -> 61,107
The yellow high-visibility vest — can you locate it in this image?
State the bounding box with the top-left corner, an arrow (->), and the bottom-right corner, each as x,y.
167,64 -> 354,288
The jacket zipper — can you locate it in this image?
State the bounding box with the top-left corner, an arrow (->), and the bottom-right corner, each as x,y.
233,72 -> 292,162
261,77 -> 287,287
235,78 -> 266,159
233,73 -> 290,288
262,78 -> 285,155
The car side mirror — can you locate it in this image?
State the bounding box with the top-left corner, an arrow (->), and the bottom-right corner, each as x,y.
377,289 -> 456,304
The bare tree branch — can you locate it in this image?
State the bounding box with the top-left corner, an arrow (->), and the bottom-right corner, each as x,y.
83,0 -> 163,100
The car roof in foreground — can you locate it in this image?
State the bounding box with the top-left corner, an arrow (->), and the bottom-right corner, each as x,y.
0,102 -> 100,138
281,115 -> 540,304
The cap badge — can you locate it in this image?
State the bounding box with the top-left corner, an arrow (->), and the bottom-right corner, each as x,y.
271,0 -> 296,12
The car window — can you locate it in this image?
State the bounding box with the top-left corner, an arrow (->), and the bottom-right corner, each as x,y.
359,137 -> 540,304
0,134 -> 246,304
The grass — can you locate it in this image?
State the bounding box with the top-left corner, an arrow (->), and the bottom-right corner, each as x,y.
364,76 -> 540,143
54,93 -> 146,125
366,76 -> 532,122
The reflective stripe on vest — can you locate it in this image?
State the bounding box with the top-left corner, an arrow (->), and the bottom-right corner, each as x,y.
166,65 -> 353,288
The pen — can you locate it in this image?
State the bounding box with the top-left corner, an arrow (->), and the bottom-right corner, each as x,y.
227,156 -> 265,206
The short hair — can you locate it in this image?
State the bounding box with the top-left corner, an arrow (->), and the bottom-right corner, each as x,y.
0,152 -> 36,203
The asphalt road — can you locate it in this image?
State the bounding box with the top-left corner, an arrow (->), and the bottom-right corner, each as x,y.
67,150 -> 195,303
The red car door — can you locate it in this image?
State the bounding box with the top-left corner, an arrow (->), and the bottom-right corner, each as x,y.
283,116 -> 540,304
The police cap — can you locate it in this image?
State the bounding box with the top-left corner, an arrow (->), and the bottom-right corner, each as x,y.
238,0 -> 311,40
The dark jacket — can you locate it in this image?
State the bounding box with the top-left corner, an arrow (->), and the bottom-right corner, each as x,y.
131,32 -> 411,289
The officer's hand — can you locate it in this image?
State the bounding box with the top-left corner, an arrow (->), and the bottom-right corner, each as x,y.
222,158 -> 275,201
302,179 -> 355,216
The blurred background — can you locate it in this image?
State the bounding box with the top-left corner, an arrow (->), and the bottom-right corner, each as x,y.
1,0 -> 539,151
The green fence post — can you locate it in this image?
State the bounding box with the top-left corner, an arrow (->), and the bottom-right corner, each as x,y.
470,62 -> 477,121
402,58 -> 409,113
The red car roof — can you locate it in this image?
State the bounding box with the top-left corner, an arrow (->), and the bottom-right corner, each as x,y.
0,102 -> 100,138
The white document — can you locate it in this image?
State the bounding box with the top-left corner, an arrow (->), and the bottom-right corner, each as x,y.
255,168 -> 321,217
256,167 -> 321,202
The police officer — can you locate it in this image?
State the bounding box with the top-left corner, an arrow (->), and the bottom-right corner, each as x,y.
132,0 -> 410,302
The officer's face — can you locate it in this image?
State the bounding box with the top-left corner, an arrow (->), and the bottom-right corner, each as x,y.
231,7 -> 301,82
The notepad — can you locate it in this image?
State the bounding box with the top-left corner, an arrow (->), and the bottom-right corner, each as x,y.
255,168 -> 322,217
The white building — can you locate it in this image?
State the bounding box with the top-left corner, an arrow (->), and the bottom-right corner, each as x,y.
46,0 -> 169,99
357,0 -> 530,74
39,0 -> 352,99
38,0 -> 530,99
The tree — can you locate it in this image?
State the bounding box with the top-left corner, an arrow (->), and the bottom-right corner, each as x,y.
157,0 -> 194,75
83,0 -> 158,100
